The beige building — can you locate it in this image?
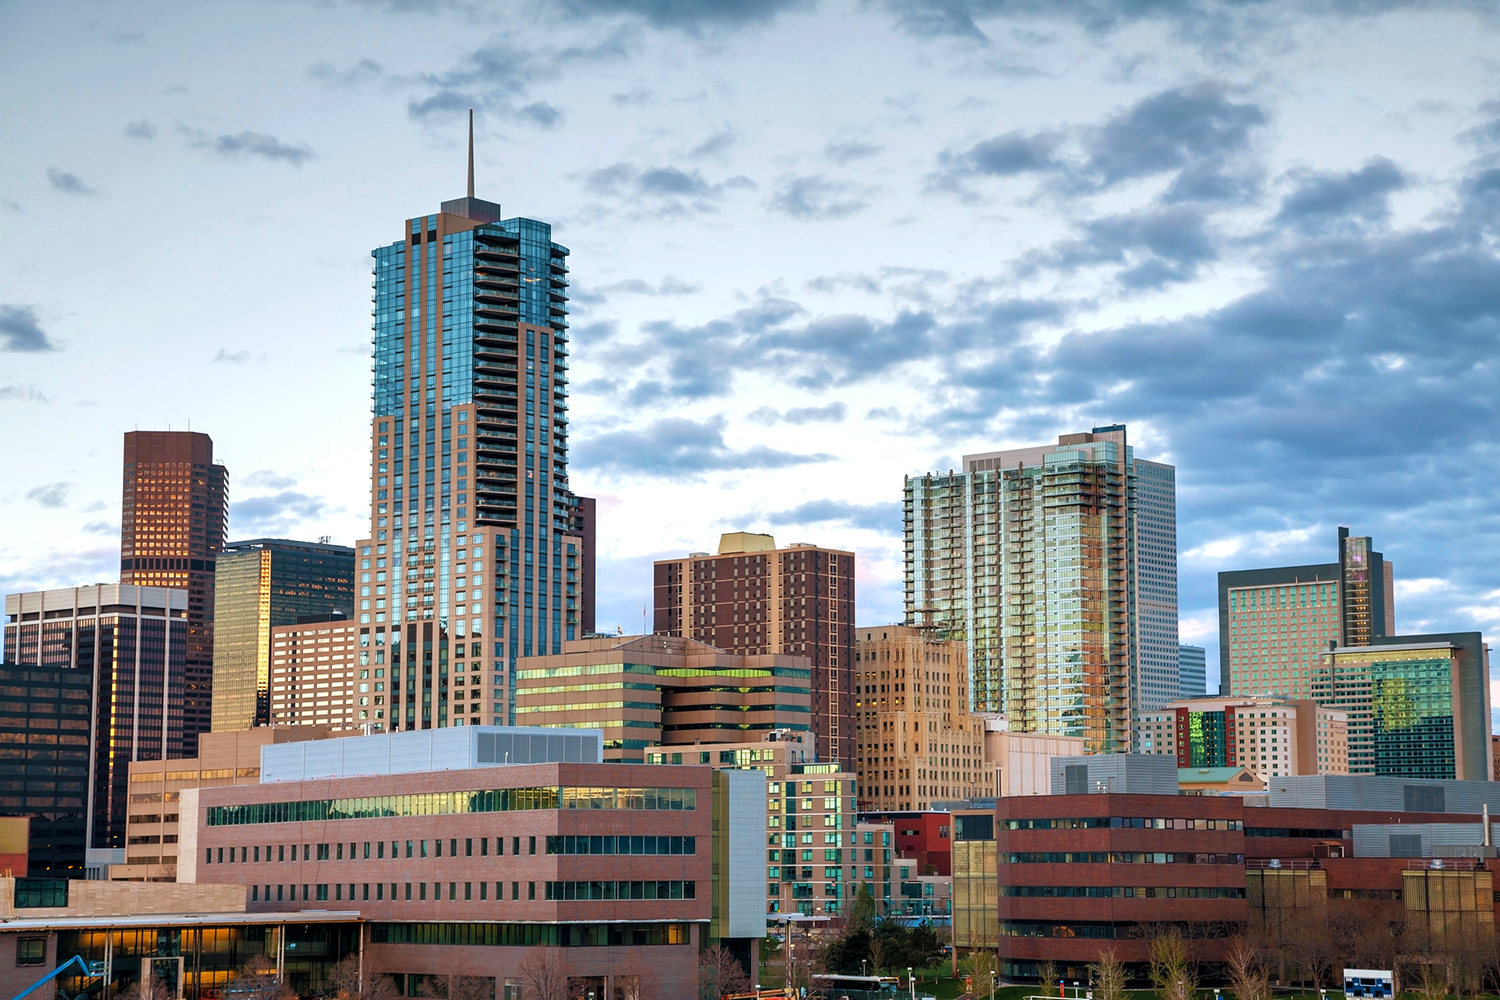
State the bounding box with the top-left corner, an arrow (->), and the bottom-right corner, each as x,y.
112,727 -> 338,882
517,634 -> 813,762
854,625 -> 987,812
980,716 -> 1086,796
268,617 -> 368,728
1134,696 -> 1349,778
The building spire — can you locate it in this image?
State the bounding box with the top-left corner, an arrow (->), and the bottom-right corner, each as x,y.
467,108 -> 475,199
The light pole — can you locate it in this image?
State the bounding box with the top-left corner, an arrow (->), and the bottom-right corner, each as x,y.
908,966 -> 915,1000
862,960 -> 868,978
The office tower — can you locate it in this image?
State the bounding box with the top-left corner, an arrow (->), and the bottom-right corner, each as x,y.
1178,644 -> 1207,698
119,431 -> 228,754
1135,696 -> 1349,777
653,532 -> 857,769
2,585 -> 188,868
268,615 -> 363,728
211,538 -> 356,731
516,634 -> 812,761
367,137 -> 591,731
853,624 -> 986,812
905,425 -> 1177,752
1313,633 -> 1491,780
1218,527 -> 1396,698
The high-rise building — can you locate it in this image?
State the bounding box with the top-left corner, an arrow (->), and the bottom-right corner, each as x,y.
268,615 -> 364,729
653,532 -> 857,769
516,634 -> 812,761
853,624 -> 987,812
1313,633 -> 1491,780
905,425 -> 1177,752
211,538 -> 356,731
1178,645 -> 1207,699
1135,696 -> 1349,777
367,138 -> 593,730
2,585 -> 188,867
119,431 -> 228,754
0,651 -> 91,877
1218,527 -> 1396,699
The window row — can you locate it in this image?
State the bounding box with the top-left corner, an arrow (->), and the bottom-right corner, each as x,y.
206,785 -> 697,826
1005,817 -> 1242,831
252,880 -> 537,903
545,835 -> 694,856
1001,885 -> 1246,898
543,880 -> 696,901
369,921 -> 691,947
1003,853 -> 1246,865
206,835 -> 539,865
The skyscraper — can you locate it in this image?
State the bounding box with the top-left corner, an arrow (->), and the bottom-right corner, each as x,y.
211,537 -> 355,731
119,431 -> 228,754
653,532 -> 857,768
1218,527 -> 1396,699
2,585 -> 188,865
367,127 -> 590,728
1178,644 -> 1207,699
905,425 -> 1177,752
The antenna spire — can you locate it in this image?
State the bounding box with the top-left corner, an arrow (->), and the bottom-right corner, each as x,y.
466,108 -> 475,199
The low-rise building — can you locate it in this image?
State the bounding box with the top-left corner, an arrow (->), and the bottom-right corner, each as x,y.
1136,696 -> 1349,777
981,717 -> 1085,796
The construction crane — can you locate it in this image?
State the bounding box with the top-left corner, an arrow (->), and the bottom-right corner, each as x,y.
10,955 -> 102,1000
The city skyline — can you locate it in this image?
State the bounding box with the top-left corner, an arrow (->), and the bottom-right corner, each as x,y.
3,2 -> 1500,702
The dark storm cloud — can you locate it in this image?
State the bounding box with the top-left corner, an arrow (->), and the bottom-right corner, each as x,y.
230,491 -> 332,536
46,167 -> 97,196
555,0 -> 810,31
767,175 -> 873,220
123,120 -> 158,140
179,128 -> 316,167
0,305 -> 58,352
1272,157 -> 1406,232
573,415 -> 832,477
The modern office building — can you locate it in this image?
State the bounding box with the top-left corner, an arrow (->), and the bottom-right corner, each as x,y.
1218,527 -> 1396,698
366,146 -> 593,732
211,539 -> 355,732
854,624 -> 987,812
1178,644 -> 1206,698
1313,633 -> 1491,780
647,731 -> 857,919
268,615 -> 364,728
119,431 -> 229,754
3,586 -> 188,865
1135,696 -> 1349,777
0,653 -> 90,877
653,532 -> 857,769
112,727 -> 339,883
905,425 -> 1178,750
515,634 -> 812,761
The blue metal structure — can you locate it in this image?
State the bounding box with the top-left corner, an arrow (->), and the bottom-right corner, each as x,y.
10,955 -> 100,1000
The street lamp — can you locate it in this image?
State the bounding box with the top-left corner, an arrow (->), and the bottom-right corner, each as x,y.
908,966 -> 915,1000
862,960 -> 868,977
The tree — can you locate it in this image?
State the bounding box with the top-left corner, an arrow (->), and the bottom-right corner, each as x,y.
1415,962 -> 1450,1000
417,976 -> 495,1000
1037,959 -> 1058,994
517,950 -> 569,1000
118,979 -> 171,1000
328,955 -> 404,1000
699,946 -> 750,1000
1225,937 -> 1271,1000
1090,949 -> 1127,1000
234,956 -> 295,1000
1148,929 -> 1197,1000
868,934 -> 887,976
613,953 -> 661,1000
848,884 -> 877,935
964,950 -> 997,1000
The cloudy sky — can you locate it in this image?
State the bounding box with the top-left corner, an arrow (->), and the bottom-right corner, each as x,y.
3,0 -> 1499,697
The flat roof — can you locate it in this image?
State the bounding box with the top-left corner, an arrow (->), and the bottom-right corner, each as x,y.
0,910 -> 362,932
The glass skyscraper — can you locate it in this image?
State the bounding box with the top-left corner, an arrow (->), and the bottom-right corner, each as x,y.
365,178 -> 589,730
904,425 -> 1178,752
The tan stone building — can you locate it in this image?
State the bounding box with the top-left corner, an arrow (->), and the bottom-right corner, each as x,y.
268,617 -> 366,728
112,727 -> 338,882
1134,696 -> 1349,778
854,625 -> 987,812
980,716 -> 1087,796
516,634 -> 813,762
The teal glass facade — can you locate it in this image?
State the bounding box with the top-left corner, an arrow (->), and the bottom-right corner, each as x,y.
1369,655 -> 1455,779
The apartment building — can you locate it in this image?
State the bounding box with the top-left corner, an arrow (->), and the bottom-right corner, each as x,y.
268,615 -> 365,728
1135,696 -> 1350,778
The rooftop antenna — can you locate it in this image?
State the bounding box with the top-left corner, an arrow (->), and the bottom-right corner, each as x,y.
467,108 -> 475,199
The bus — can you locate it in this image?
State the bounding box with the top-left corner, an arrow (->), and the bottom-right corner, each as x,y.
811,974 -> 901,999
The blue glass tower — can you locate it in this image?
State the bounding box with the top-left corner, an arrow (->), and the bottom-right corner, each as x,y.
365,163 -> 587,728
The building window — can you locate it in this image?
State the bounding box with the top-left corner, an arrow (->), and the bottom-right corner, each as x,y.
17,939 -> 45,966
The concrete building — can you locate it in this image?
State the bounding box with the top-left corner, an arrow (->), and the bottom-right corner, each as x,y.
212,538 -> 355,732
515,634 -> 813,761
653,532 -> 856,769
1313,634 -> 1491,780
647,732 -> 858,919
366,159 -> 593,732
854,624 -> 986,812
979,716 -> 1086,797
1050,753 -> 1180,795
3,585 -> 189,871
268,616 -> 364,728
1219,526 -> 1396,699
1178,644 -> 1206,698
1135,696 -> 1349,778
112,727 -> 340,883
905,425 -> 1178,748
119,431 -> 228,754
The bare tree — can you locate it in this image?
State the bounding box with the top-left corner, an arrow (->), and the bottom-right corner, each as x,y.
1225,937 -> 1271,1000
1415,962 -> 1450,1000
327,955 -> 400,1000
1285,911 -> 1337,991
118,978 -> 172,1000
235,956 -> 295,1000
868,935 -> 888,977
1090,949 -> 1127,1000
418,976 -> 495,1000
699,946 -> 750,1000
1037,959 -> 1059,995
517,950 -> 569,1000
613,953 -> 661,1000
1149,929 -> 1197,1000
